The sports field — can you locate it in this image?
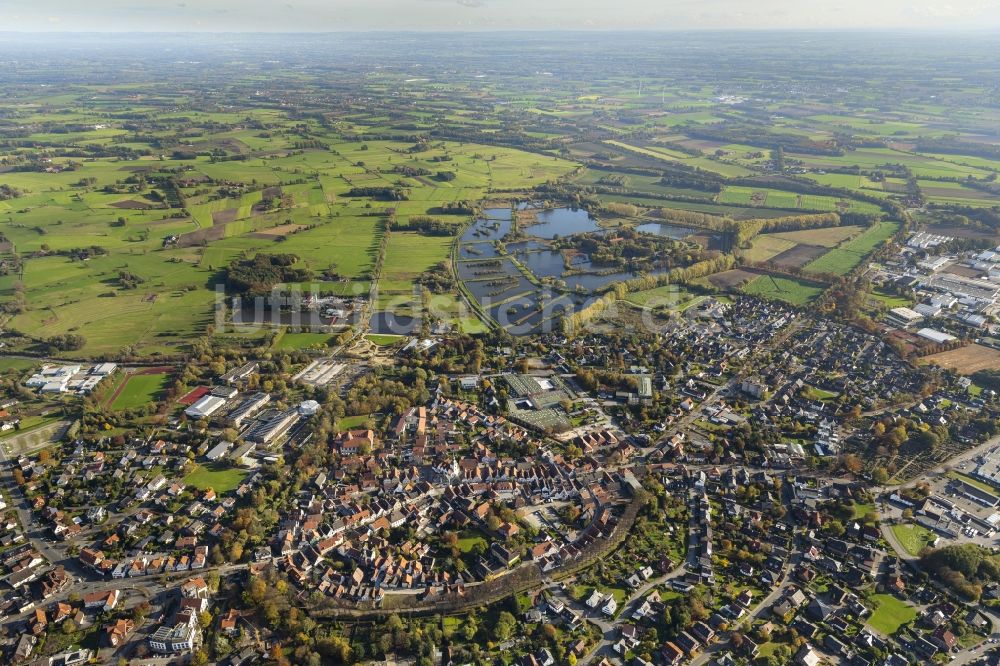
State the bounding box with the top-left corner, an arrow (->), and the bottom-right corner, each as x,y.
110,370 -> 172,410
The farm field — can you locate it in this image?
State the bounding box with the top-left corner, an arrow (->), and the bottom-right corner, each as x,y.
623,284 -> 696,309
381,232 -> 454,293
803,221 -> 899,276
2,34 -> 999,352
767,244 -> 827,269
719,186 -> 881,214
706,269 -> 762,291
0,358 -> 39,373
601,193 -> 797,219
919,344 -> 1000,375
767,225 -> 865,247
426,293 -> 489,334
742,274 -> 826,306
788,147 -> 990,180
0,122 -> 574,353
603,140 -> 753,177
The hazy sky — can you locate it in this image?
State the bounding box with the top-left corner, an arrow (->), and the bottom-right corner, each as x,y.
5,0 -> 1000,31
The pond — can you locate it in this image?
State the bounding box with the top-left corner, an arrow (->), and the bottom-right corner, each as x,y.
515,250 -> 566,279
465,273 -> 535,303
522,207 -> 602,239
457,205 -> 680,334
483,207 -> 513,220
369,311 -> 419,335
233,304 -> 357,328
566,268 -> 670,292
486,289 -> 581,335
635,222 -> 702,240
457,256 -> 523,283
506,240 -> 548,253
460,212 -> 512,244
458,242 -> 500,260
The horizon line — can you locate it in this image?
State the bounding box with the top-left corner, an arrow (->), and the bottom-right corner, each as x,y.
3,27 -> 1000,35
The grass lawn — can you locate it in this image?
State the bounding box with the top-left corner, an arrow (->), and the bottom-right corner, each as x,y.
183,464 -> 248,494
851,502 -> 875,519
365,334 -> 404,346
111,372 -> 170,410
607,586 -> 629,606
273,331 -> 336,350
870,288 -> 912,309
456,530 -> 488,554
0,358 -> 39,373
947,471 -> 1000,495
867,593 -> 917,635
890,523 -> 936,557
803,385 -> 839,402
0,414 -> 64,440
756,641 -> 791,659
570,584 -> 627,609
337,415 -> 372,430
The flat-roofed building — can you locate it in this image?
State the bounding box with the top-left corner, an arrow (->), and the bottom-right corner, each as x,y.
886,307 -> 923,329
184,395 -> 227,420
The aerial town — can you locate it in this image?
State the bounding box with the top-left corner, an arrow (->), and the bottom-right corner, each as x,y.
2,266 -> 1000,665
2,14 -> 1000,666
